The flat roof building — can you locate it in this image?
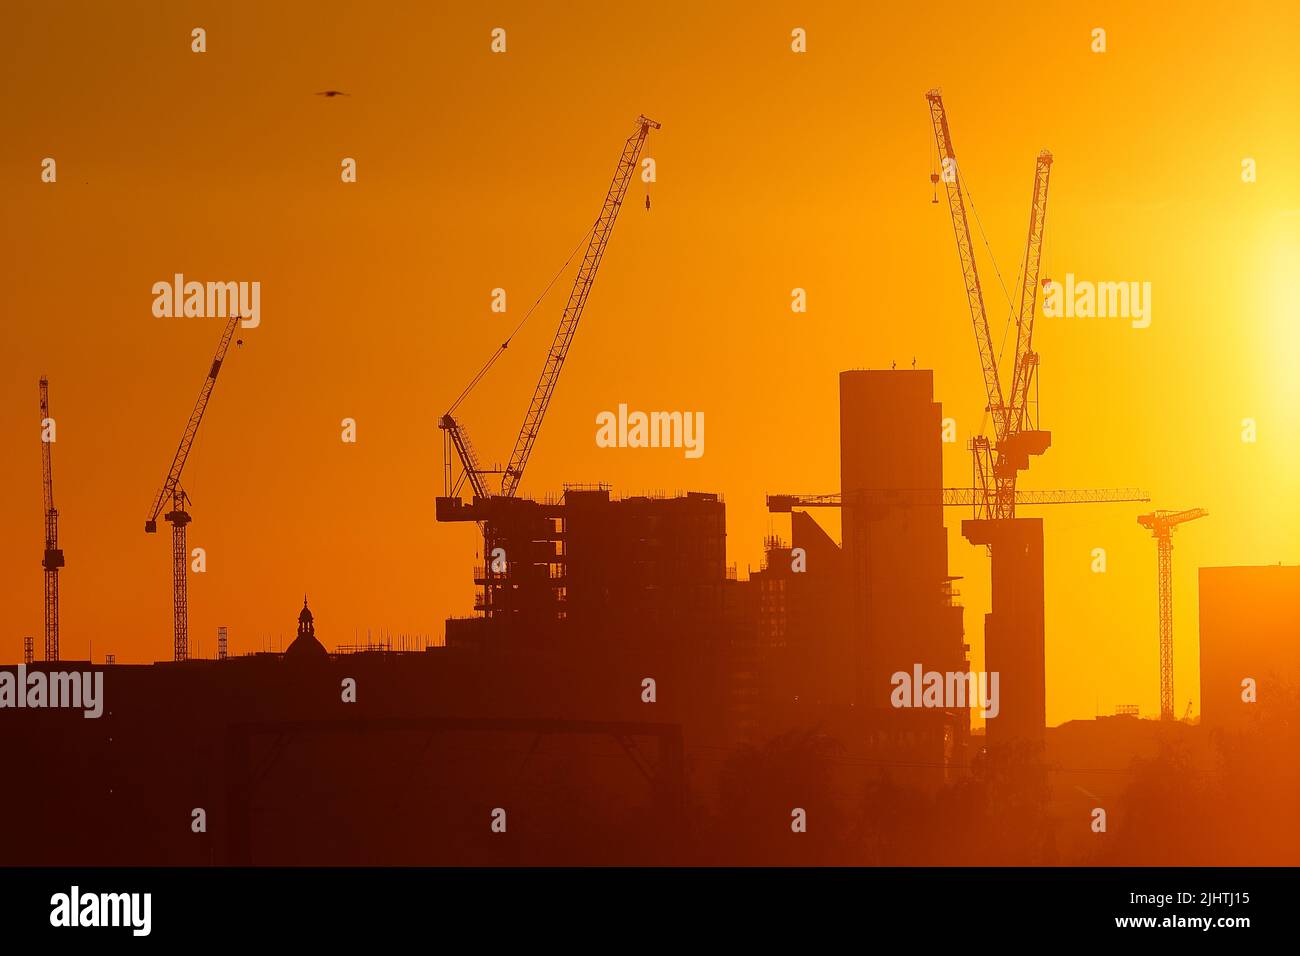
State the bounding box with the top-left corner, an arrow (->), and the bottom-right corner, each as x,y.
1199,564 -> 1300,731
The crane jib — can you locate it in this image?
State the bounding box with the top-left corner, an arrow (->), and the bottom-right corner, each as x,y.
926,91 -> 1005,429
441,115 -> 659,504
501,117 -> 656,499
144,314 -> 241,525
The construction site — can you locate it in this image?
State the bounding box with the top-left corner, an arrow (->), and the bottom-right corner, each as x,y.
3,97 -> 1297,868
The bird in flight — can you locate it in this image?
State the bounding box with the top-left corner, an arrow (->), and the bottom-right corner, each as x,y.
314,90 -> 349,98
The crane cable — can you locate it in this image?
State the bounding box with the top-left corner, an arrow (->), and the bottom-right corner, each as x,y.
961,173 -> 1017,339
960,172 -> 1020,436
446,220 -> 598,416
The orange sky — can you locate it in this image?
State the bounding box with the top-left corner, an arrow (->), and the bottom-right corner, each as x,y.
1,1 -> 1297,726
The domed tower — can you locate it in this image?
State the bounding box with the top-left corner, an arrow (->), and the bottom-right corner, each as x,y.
285,596 -> 328,660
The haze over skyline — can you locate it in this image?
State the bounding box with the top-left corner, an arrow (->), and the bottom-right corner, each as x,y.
1,1 -> 1297,728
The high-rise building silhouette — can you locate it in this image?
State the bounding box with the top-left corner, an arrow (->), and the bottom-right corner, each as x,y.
840,370 -> 968,715
963,517 -> 1046,747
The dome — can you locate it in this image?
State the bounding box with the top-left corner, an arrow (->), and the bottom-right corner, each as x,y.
286,596 -> 327,661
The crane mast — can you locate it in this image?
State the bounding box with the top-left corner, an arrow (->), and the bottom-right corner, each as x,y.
1138,508 -> 1208,720
39,377 -> 64,662
145,311 -> 241,662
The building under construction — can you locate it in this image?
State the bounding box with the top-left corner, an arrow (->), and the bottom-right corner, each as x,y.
439,487 -> 726,647
436,367 -> 979,780
439,487 -> 741,745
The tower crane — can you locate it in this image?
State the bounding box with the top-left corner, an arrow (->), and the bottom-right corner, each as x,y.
144,313 -> 242,662
39,377 -> 64,662
926,90 -> 1053,520
1137,508 -> 1208,720
439,114 -> 659,508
